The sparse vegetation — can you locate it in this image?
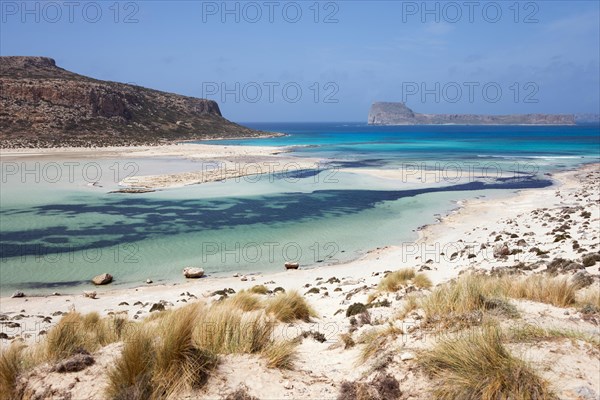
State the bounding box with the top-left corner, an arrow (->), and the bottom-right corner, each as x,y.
106,304 -> 217,400
224,387 -> 259,400
367,299 -> 391,309
300,330 -> 327,343
577,285 -> 600,310
337,373 -> 401,400
306,287 -> 321,295
151,304 -> 218,398
421,274 -> 507,329
265,290 -> 316,322
106,328 -> 155,400
346,303 -> 367,317
227,291 -> 263,312
582,252 -> 600,267
420,273 -> 579,329
0,343 -> 25,400
340,333 -> 356,349
372,268 -> 431,304
412,273 -> 433,289
504,323 -> 600,351
420,325 -> 556,400
45,311 -> 127,361
357,324 -> 403,364
248,285 -> 269,295
504,274 -> 576,307
397,293 -> 420,319
193,305 -> 273,354
108,301 -> 300,399
378,268 -> 416,292
261,340 -> 298,369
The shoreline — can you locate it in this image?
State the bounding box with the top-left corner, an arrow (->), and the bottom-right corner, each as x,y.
2,161 -> 597,310
0,131 -> 286,153
0,142 -> 290,158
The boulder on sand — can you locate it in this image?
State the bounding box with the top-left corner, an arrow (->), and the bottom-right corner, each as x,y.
92,273 -> 113,285
183,267 -> 205,278
285,262 -> 300,270
83,291 -> 97,299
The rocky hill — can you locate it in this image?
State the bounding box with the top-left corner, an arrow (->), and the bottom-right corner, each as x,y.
0,57 -> 268,148
368,102 -> 576,126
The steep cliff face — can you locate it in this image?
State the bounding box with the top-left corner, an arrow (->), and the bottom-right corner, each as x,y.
368,102 -> 576,126
0,57 -> 266,148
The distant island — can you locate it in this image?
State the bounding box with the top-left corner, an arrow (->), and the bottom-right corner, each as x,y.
0,57 -> 269,148
368,102 -> 576,126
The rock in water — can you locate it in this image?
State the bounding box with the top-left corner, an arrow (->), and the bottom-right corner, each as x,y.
92,273 -> 113,285
285,262 -> 300,270
11,291 -> 25,298
183,267 -> 205,278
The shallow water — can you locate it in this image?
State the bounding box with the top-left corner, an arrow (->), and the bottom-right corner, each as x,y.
1,123 -> 598,295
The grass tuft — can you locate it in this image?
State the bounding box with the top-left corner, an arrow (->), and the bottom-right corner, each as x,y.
340,333 -> 355,349
106,329 -> 155,400
45,311 -> 127,361
577,285 -> 600,310
265,291 -> 316,322
505,323 -> 600,351
0,343 -> 25,400
420,325 -> 556,400
413,273 -> 432,289
193,305 -> 273,354
261,340 -> 298,369
248,285 -> 269,295
153,304 -> 218,398
378,268 -> 416,292
421,274 -> 498,329
506,275 -> 576,308
227,291 -> 263,312
357,324 -> 402,364
421,273 -> 577,329
108,300 -> 297,399
397,293 -> 420,320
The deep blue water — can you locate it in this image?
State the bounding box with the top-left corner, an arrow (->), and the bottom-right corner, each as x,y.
203,123 -> 600,165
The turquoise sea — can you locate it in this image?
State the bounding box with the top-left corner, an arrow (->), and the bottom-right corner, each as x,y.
1,124 -> 599,295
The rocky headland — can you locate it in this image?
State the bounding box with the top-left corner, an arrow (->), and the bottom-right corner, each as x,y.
0,56 -> 269,148
368,102 -> 576,126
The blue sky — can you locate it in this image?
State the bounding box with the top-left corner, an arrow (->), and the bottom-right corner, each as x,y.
1,0 -> 599,122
